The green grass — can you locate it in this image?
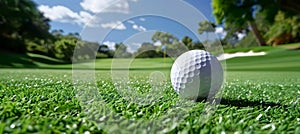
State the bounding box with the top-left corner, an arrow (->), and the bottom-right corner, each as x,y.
0,46 -> 299,133
227,49 -> 300,71
224,46 -> 278,53
224,42 -> 300,53
85,48 -> 300,72
1,45 -> 300,72
0,69 -> 299,133
278,42 -> 300,49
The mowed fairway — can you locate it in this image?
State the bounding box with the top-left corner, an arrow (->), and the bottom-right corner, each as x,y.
0,48 -> 299,133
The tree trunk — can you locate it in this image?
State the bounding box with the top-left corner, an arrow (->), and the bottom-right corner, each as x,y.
248,21 -> 266,46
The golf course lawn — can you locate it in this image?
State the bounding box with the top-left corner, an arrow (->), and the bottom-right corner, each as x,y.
0,48 -> 299,133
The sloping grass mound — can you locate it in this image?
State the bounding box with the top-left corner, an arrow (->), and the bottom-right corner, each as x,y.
226,48 -> 300,71
0,52 -> 65,68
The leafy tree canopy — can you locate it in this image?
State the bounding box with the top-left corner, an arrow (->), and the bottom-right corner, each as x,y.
151,31 -> 179,45
0,0 -> 52,53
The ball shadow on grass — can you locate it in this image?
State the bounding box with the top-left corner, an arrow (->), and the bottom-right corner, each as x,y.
195,97 -> 286,108
219,98 -> 285,108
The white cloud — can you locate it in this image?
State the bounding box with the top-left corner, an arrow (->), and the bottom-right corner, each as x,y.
132,24 -> 146,32
127,43 -> 141,53
103,41 -> 116,50
79,11 -> 101,27
100,21 -> 126,30
127,20 -> 135,24
153,41 -> 162,46
39,5 -> 81,23
215,27 -> 223,33
237,33 -> 246,40
215,27 -> 227,39
139,17 -> 146,21
38,5 -> 100,27
80,0 -> 130,14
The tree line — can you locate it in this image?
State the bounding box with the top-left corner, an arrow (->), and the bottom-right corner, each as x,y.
1,0 -> 300,62
212,0 -> 300,46
98,32 -> 205,59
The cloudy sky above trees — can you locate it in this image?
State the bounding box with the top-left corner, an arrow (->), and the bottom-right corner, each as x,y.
34,0 -> 226,51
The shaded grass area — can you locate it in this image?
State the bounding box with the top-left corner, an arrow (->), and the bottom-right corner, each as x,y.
27,53 -> 65,65
0,52 -> 66,68
0,52 -> 38,68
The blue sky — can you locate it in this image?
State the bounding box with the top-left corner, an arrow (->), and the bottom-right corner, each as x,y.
33,0 -> 225,51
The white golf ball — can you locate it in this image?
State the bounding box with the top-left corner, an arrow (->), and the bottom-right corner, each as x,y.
170,50 -> 223,99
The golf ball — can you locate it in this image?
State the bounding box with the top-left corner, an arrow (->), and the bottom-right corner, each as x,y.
170,50 -> 223,99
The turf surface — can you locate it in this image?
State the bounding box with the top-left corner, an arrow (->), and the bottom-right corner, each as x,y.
0,46 -> 299,133
0,70 -> 299,133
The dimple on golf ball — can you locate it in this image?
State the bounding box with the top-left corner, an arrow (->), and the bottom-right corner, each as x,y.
170,50 -> 223,99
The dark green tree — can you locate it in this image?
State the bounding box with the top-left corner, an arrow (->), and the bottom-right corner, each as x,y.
135,42 -> 162,58
198,21 -> 216,41
0,0 -> 52,53
151,31 -> 179,45
54,38 -> 77,62
212,0 -> 300,46
51,32 -> 99,62
212,0 -> 267,46
280,0 -> 300,14
75,41 -> 98,61
114,43 -> 132,58
182,36 -> 193,49
98,45 -> 114,58
192,41 -> 205,50
265,11 -> 300,46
